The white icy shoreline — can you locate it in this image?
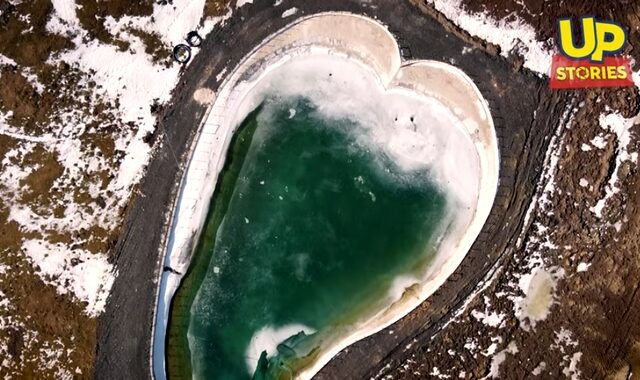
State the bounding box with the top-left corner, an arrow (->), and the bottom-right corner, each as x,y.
151,12 -> 498,379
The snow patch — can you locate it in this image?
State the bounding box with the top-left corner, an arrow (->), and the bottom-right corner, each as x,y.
426,0 -> 552,74
21,239 -> 115,316
515,267 -> 562,329
0,53 -> 17,66
576,262 -> 591,272
216,67 -> 229,82
57,41 -> 179,131
482,341 -> 518,379
103,0 -> 218,46
532,361 -> 547,376
46,0 -> 234,200
562,352 -> 582,379
193,88 -> 216,105
590,135 -> 608,149
471,309 -> 504,328
282,7 -> 298,18
237,0 -> 253,8
590,111 -> 639,218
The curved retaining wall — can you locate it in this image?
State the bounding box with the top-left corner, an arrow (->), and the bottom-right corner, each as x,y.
151,12 -> 497,379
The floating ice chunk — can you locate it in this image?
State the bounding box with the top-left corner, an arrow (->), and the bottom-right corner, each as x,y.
246,324 -> 316,373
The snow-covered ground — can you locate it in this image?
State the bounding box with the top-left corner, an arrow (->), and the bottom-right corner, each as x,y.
0,0 -> 233,376
426,0 -> 553,75
0,0 -> 230,320
590,111 -> 640,219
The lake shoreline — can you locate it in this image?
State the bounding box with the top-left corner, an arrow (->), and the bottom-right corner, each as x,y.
94,1 -> 550,379
152,13 -> 497,380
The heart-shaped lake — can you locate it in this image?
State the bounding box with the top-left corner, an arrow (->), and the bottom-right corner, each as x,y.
156,13 -> 498,380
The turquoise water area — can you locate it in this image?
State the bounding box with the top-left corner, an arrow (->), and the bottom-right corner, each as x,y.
185,97 -> 448,379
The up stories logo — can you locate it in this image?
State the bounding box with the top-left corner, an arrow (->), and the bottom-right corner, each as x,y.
550,17 -> 634,89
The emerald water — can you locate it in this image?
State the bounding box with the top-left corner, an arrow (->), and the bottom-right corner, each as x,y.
168,96 -> 449,379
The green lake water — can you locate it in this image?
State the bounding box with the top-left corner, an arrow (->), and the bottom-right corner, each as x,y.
167,97 -> 448,380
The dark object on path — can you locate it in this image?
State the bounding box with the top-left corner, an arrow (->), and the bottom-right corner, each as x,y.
173,44 -> 191,64
187,31 -> 203,47
400,46 -> 413,59
163,266 -> 182,275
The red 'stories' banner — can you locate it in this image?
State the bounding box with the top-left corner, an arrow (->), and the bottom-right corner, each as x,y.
550,55 -> 634,89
